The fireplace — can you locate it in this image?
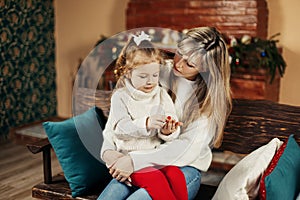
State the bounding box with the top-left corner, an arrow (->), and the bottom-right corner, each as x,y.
125,0 -> 282,102
126,0 -> 268,39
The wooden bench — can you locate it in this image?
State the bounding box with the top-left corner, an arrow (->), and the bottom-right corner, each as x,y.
27,89 -> 300,199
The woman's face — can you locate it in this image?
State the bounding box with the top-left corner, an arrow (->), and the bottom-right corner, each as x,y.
173,51 -> 199,81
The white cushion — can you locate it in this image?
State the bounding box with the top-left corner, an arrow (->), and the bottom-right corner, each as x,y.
212,138 -> 282,200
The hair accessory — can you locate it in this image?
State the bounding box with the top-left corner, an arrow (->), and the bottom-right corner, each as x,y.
132,31 -> 151,46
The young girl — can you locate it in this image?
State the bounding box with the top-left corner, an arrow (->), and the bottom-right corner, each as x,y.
99,32 -> 187,200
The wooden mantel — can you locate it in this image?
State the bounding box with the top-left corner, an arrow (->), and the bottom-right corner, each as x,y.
230,68 -> 281,102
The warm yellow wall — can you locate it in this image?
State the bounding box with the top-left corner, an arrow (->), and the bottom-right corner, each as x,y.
55,0 -> 129,117
55,0 -> 300,117
269,0 -> 300,106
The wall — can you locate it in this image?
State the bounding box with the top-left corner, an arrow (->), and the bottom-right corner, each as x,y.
55,0 -> 300,118
127,0 -> 268,38
268,0 -> 300,106
0,0 -> 56,141
55,0 -> 129,118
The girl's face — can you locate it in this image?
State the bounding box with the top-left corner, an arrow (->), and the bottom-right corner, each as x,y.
129,62 -> 160,93
173,51 -> 200,81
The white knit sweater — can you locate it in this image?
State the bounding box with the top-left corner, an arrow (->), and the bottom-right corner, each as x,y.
128,66 -> 215,172
101,79 -> 180,154
101,65 -> 216,172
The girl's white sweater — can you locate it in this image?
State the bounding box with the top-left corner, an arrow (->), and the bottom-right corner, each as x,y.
101,79 -> 180,153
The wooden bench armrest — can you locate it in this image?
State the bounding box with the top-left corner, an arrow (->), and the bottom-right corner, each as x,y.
27,138 -> 51,154
27,139 -> 53,184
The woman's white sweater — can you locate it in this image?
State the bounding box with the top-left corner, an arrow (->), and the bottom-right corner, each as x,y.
101,79 -> 180,154
101,65 -> 215,172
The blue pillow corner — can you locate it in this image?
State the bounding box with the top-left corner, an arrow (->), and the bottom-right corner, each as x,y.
43,107 -> 111,197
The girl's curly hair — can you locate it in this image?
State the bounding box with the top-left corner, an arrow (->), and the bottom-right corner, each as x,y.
114,35 -> 164,88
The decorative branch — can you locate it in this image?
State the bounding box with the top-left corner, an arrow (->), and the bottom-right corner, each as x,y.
226,34 -> 287,83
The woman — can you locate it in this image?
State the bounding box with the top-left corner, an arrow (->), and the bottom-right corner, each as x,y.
99,26 -> 232,200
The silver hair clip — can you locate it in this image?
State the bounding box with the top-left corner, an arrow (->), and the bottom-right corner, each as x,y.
132,31 -> 151,46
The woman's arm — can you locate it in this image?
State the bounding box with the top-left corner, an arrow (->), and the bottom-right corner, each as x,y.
129,116 -> 214,171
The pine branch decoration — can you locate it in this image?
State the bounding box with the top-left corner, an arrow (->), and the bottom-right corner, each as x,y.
227,33 -> 287,83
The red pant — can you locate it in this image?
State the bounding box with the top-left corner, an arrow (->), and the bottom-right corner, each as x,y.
131,166 -> 188,200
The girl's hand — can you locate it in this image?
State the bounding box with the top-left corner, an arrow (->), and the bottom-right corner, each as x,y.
146,115 -> 166,130
160,116 -> 183,135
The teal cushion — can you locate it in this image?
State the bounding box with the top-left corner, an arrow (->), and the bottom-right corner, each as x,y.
43,107 -> 111,197
263,135 -> 300,200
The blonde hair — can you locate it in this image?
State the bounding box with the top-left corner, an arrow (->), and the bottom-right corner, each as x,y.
175,27 -> 232,148
114,36 -> 164,89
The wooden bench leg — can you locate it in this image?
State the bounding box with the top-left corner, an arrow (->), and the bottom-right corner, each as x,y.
43,146 -> 52,184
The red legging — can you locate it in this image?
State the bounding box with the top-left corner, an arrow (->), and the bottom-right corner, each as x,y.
130,166 -> 188,200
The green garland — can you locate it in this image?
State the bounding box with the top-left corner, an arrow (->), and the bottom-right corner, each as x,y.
228,33 -> 287,83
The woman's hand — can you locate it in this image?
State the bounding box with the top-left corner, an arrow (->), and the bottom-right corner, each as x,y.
108,155 -> 134,183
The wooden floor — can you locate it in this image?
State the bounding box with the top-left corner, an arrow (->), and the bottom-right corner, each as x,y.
0,141 -> 61,200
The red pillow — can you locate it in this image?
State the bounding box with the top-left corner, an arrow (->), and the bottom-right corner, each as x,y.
259,138 -> 287,200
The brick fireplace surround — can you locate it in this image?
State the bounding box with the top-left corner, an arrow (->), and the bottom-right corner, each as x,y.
126,0 -> 268,39
126,0 -> 282,102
